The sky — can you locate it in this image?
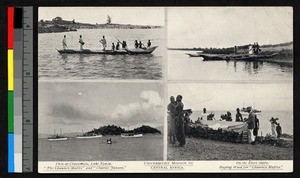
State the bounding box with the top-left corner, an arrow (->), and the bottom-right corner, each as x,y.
168,82 -> 293,112
168,7 -> 293,48
39,82 -> 164,134
39,7 -> 165,26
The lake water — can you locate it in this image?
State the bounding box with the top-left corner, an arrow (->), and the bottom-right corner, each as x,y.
168,50 -> 293,82
190,110 -> 293,136
39,29 -> 165,80
39,134 -> 163,161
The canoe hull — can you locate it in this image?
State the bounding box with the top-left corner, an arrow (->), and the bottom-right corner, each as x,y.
121,133 -> 143,138
47,138 -> 67,141
125,46 -> 158,55
75,135 -> 103,139
57,49 -> 128,55
197,53 -> 278,61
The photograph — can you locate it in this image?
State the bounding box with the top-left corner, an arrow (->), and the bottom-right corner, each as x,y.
38,7 -> 165,80
167,7 -> 293,82
167,82 -> 293,160
38,81 -> 164,161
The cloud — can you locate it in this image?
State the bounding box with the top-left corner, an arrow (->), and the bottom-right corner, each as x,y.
111,90 -> 163,125
48,103 -> 105,125
44,90 -> 164,130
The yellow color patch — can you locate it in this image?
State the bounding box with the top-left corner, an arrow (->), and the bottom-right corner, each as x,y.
8,49 -> 14,91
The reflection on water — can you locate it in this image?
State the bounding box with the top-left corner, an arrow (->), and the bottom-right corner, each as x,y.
39,29 -> 164,80
168,50 -> 293,81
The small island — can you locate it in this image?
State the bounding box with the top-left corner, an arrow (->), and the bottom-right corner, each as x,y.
38,15 -> 162,33
84,124 -> 161,136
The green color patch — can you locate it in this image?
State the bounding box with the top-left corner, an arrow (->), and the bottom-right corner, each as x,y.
8,91 -> 14,133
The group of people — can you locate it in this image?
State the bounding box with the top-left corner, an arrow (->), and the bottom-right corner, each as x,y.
167,95 -> 189,147
62,35 -> 152,51
248,42 -> 261,55
167,100 -> 283,146
270,117 -> 282,139
134,40 -> 151,49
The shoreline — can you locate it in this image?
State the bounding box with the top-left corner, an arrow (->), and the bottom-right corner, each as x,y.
168,137 -> 293,160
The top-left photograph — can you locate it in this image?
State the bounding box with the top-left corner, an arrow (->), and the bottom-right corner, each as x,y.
38,7 -> 165,80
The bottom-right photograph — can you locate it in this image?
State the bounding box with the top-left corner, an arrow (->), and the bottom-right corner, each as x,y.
167,82 -> 293,161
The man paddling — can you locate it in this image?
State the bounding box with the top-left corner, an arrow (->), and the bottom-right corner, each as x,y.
100,36 -> 107,50
62,35 -> 67,50
79,35 -> 85,50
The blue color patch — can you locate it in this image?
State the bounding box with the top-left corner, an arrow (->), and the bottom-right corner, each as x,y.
8,134 -> 14,172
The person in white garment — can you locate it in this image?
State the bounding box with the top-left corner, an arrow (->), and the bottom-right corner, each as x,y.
200,108 -> 208,120
100,36 -> 107,50
79,35 -> 85,50
62,35 -> 67,50
270,117 -> 278,138
246,107 -> 256,145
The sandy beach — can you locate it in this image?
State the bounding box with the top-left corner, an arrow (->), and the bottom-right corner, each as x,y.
168,137 -> 293,160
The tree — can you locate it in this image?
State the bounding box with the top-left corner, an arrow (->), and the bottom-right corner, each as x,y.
107,15 -> 111,24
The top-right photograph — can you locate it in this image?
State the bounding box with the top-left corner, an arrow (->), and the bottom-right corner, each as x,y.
167,7 -> 293,82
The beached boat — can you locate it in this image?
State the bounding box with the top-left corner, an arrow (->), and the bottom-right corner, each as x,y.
240,106 -> 261,116
121,133 -> 143,138
75,134 -> 102,139
56,49 -> 128,55
186,53 -> 278,61
125,46 -> 158,54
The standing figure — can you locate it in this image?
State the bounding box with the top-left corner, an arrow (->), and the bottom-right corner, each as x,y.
183,109 -> 192,137
138,41 -> 143,48
134,40 -> 139,49
174,95 -> 186,147
116,42 -> 120,50
270,117 -> 278,138
200,108 -> 208,120
79,35 -> 85,50
276,123 -> 282,139
147,40 -> 151,48
122,41 -> 127,49
167,96 -> 177,144
246,107 -> 256,144
235,108 -> 243,122
234,46 -> 237,54
253,115 -> 260,138
100,36 -> 107,50
62,35 -> 67,50
112,43 -> 115,51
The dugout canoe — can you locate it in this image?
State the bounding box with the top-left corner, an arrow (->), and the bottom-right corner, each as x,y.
192,53 -> 278,61
56,49 -> 128,55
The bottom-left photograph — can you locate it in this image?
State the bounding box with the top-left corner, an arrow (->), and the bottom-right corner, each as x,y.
38,81 -> 164,161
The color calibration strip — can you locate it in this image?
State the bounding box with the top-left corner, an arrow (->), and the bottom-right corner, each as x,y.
8,6 -> 33,173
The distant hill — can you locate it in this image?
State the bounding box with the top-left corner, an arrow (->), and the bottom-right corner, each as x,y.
38,16 -> 162,33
